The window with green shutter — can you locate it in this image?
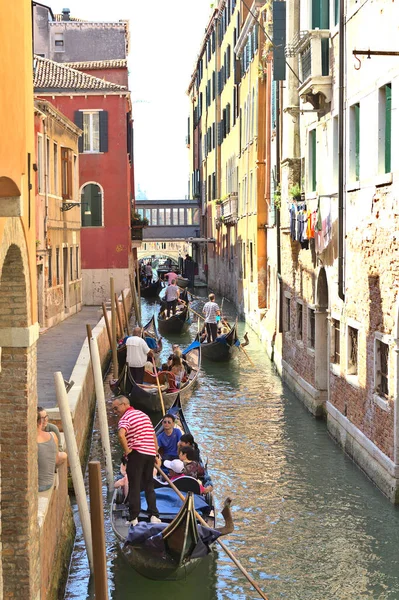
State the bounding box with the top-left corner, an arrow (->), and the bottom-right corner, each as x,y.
385,84 -> 392,173
355,103 -> 360,180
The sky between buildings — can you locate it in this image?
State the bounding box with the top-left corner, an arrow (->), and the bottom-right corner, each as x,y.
51,0 -> 214,200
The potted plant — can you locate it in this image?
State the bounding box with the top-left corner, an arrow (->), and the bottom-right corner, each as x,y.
131,212 -> 149,227
273,184 -> 281,210
289,183 -> 302,201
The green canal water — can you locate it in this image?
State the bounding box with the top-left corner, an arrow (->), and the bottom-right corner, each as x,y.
64,293 -> 399,600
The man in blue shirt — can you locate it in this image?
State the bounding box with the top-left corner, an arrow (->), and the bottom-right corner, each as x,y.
157,413 -> 182,461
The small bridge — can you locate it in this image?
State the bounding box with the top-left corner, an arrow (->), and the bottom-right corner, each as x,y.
135,199 -> 200,261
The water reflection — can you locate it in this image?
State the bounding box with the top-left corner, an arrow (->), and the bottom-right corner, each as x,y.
64,295 -> 399,600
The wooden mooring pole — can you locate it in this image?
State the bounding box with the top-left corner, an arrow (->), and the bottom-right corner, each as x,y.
110,277 -> 118,379
88,461 -> 109,600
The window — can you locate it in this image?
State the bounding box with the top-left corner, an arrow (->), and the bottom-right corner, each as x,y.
56,247 -> 60,285
172,208 -> 178,224
249,242 -> 253,282
145,209 -> 151,223
165,209 -> 171,225
347,326 -> 358,375
378,83 -> 392,174
187,208 -> 192,225
46,138 -> 50,189
309,129 -> 317,191
242,242 -> 246,279
151,209 -> 157,225
61,148 -> 73,200
332,116 -> 338,188
81,183 -> 103,227
37,135 -> 44,193
349,103 -> 360,181
54,33 -> 64,50
75,246 -> 79,279
375,338 -> 389,398
158,209 -> 165,225
308,307 -> 315,348
70,247 -> 73,281
331,318 -> 340,364
53,142 -> 58,195
285,296 -> 291,332
296,301 -> 303,340
83,112 -> 99,153
179,208 -> 185,224
48,248 -> 52,288
193,209 -> 199,225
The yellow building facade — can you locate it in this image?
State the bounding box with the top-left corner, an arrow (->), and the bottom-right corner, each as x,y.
187,0 -> 268,322
0,0 -> 41,597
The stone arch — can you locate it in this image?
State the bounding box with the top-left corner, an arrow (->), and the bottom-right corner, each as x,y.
0,222 -> 39,598
316,266 -> 329,309
314,267 -> 330,397
0,176 -> 22,217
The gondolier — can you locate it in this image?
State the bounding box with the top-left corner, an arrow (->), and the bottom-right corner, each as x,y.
165,279 -> 180,318
112,395 -> 161,527
126,327 -> 152,384
203,293 -> 220,342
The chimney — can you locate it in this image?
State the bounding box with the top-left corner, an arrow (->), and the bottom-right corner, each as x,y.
62,8 -> 70,21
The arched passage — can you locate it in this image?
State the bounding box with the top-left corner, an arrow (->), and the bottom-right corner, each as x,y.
0,176 -> 22,217
315,267 -> 329,394
0,243 -> 39,597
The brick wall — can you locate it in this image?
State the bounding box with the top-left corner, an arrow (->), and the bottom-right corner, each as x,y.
0,243 -> 40,598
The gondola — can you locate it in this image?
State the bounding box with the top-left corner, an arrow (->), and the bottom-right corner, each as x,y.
157,289 -> 191,335
176,275 -> 190,289
140,278 -> 162,298
116,315 -> 160,372
111,343 -> 200,414
110,396 -> 230,580
196,320 -> 239,362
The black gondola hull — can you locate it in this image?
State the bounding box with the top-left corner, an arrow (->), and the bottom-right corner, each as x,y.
198,322 -> 238,362
140,280 -> 162,298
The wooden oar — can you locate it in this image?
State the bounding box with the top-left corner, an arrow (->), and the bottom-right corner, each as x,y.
225,320 -> 255,367
155,465 -> 269,600
152,357 -> 165,416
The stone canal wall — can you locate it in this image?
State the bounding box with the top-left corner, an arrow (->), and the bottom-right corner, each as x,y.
40,289 -> 132,599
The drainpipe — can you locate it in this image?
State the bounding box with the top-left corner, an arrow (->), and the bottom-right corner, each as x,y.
338,0 -> 345,301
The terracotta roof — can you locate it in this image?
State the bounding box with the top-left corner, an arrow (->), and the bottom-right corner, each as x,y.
63,59 -> 128,70
34,55 -> 128,92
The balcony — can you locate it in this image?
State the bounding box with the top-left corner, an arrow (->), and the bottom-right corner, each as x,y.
131,226 -> 144,241
221,193 -> 238,224
296,30 -> 332,107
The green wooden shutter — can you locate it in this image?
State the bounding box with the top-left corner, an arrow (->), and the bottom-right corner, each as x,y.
99,111 -> 108,153
385,84 -> 392,173
355,103 -> 360,180
74,111 -> 83,153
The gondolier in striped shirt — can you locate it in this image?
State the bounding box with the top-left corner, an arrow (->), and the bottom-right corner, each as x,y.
113,395 -> 161,527
202,293 -> 221,342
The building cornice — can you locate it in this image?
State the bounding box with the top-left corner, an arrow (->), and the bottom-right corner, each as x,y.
34,99 -> 82,137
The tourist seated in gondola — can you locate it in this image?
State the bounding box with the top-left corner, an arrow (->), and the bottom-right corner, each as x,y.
157,413 -> 182,461
170,355 -> 187,388
163,459 -> 213,495
178,446 -> 205,480
178,433 -> 200,461
114,455 -> 129,500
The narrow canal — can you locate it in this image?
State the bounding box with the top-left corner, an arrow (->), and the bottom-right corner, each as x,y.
65,293 -> 399,600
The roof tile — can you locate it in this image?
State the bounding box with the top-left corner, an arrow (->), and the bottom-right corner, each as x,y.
34,55 -> 127,92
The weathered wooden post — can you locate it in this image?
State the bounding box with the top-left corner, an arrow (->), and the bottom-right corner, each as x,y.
110,277 -> 118,378
54,371 -> 94,573
88,461 -> 109,600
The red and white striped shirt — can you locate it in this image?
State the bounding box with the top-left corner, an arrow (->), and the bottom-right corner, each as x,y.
118,407 -> 156,456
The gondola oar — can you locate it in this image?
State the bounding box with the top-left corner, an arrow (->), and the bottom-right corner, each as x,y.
225,320 -> 255,367
152,357 -> 166,416
155,465 -> 269,600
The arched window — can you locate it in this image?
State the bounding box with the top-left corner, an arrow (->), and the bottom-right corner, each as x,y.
81,183 -> 103,227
